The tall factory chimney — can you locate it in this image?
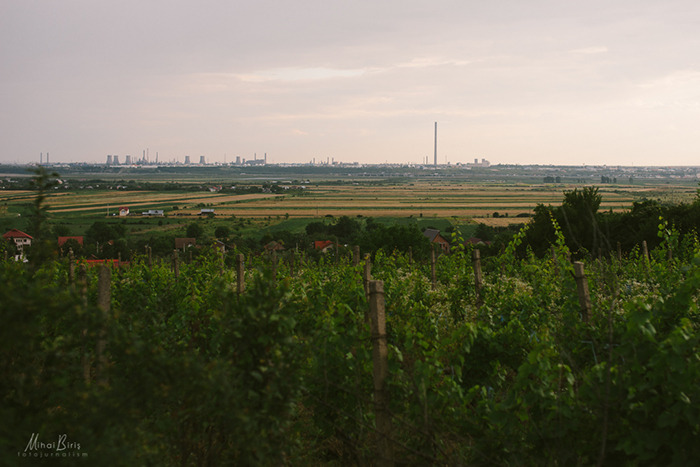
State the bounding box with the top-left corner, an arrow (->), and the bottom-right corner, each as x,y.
264,153 -> 267,164
40,153 -> 43,164
46,152 -> 49,164
434,122 -> 437,167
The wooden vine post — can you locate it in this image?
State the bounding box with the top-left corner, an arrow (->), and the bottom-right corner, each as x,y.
368,280 -> 393,466
272,250 -> 278,286
550,246 -> 560,276
353,245 -> 360,267
573,262 -> 592,322
78,264 -> 90,383
430,247 -> 436,290
96,266 -> 111,385
641,240 -> 649,272
173,250 -> 179,280
363,253 -> 372,301
617,241 -> 622,262
237,253 -> 245,295
473,249 -> 483,307
68,248 -> 75,283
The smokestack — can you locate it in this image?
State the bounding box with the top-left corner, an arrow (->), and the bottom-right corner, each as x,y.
434,122 -> 437,166
40,153 -> 43,164
264,153 -> 267,164
46,152 -> 49,164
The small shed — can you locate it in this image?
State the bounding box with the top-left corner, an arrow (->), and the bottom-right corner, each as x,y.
175,238 -> 196,251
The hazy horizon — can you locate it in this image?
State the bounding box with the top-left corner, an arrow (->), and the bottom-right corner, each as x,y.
3,1 -> 700,166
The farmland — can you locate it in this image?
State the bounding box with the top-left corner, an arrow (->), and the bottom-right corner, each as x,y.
0,163 -> 698,248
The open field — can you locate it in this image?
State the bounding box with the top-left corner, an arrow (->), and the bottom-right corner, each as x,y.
2,180 -> 696,222
1,166 -> 697,242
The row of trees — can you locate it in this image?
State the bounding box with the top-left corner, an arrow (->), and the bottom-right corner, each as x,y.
524,186 -> 700,258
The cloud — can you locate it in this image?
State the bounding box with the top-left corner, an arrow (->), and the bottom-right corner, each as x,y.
235,67 -> 367,83
569,46 -> 609,55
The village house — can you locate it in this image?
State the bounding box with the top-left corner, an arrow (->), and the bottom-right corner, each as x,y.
2,229 -> 33,251
142,209 -> 164,217
118,206 -> 130,216
264,240 -> 285,253
422,228 -> 451,254
58,236 -> 84,248
314,240 -> 335,253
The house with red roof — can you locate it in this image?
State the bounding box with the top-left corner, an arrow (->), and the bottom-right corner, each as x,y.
314,240 -> 334,253
58,236 -> 84,247
422,229 -> 450,254
2,229 -> 33,251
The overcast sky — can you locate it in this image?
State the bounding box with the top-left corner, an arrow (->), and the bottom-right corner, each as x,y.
2,0 -> 700,166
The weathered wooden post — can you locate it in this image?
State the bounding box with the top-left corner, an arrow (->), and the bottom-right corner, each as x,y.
271,250 -> 278,285
473,249 -> 483,307
237,253 -> 245,295
78,264 -> 90,383
368,280 -> 393,466
173,250 -> 179,280
68,248 -> 75,283
617,241 -> 622,262
641,240 -> 649,272
96,266 -> 111,385
353,245 -> 360,267
363,253 -> 372,300
573,262 -> 592,322
550,246 -> 559,276
430,246 -> 437,290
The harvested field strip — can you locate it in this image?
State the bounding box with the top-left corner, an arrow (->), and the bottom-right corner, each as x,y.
49,193 -> 282,212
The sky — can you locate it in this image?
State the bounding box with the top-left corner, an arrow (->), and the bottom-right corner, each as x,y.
2,0 -> 700,166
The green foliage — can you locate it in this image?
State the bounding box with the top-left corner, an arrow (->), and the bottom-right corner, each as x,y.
3,228 -> 700,465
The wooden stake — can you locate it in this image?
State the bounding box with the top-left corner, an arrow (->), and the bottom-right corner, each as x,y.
473,249 -> 483,307
173,250 -> 179,280
96,266 -> 111,385
68,248 -> 75,283
363,253 -> 372,300
550,246 -> 559,276
368,280 -> 393,466
78,264 -> 90,383
430,247 -> 436,289
272,250 -> 278,285
353,245 -> 360,266
573,262 -> 592,322
237,253 -> 245,295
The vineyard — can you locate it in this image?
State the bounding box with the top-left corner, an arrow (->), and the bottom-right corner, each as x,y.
2,220 -> 700,465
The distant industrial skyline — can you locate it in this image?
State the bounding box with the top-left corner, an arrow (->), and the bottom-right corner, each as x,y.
3,1 -> 700,166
